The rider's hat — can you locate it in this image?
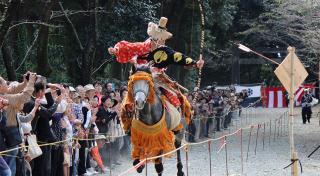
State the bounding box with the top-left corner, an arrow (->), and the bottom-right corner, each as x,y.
147,17 -> 172,41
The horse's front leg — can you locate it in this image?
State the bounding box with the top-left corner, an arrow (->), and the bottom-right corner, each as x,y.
175,132 -> 185,176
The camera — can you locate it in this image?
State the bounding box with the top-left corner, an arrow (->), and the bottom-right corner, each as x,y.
26,73 -> 41,81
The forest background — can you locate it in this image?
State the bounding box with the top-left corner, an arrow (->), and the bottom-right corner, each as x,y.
0,0 -> 319,89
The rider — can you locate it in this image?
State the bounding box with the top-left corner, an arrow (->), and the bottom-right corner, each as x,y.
108,17 -> 204,129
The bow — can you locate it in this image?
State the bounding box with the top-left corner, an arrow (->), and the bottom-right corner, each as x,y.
192,0 -> 205,107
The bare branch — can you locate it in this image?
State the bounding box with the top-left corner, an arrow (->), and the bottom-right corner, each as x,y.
15,30 -> 40,72
50,9 -> 109,19
8,21 -> 62,31
91,58 -> 115,75
58,1 -> 84,50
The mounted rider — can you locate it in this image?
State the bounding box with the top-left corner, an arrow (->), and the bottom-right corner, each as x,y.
108,17 -> 204,133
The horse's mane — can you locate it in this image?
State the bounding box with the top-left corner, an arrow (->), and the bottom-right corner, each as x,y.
133,64 -> 151,74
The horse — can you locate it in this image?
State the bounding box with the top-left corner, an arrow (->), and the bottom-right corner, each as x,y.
124,66 -> 185,176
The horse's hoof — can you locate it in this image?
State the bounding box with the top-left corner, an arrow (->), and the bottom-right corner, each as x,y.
133,159 -> 145,173
177,171 -> 185,176
136,165 -> 145,173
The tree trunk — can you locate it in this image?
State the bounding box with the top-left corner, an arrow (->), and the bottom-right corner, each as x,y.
80,38 -> 95,84
2,43 -> 17,80
0,0 -> 20,48
35,3 -> 54,77
36,25 -> 52,77
0,0 -> 20,80
79,0 -> 97,84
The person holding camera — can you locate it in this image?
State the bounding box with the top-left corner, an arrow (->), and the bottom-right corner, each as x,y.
0,97 -> 10,176
0,72 -> 36,176
22,82 -> 61,176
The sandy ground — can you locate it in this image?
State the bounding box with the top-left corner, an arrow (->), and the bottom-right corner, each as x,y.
97,106 -> 320,176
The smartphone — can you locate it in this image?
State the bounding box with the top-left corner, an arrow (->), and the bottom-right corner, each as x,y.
57,89 -> 61,96
25,73 -> 30,81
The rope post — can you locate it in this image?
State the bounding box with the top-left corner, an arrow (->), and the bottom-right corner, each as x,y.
145,157 -> 148,176
274,119 -> 277,142
246,126 -> 253,162
269,120 -> 272,146
281,115 -> 284,136
240,109 -> 243,126
277,117 -> 280,138
208,141 -> 212,176
109,142 -> 112,176
254,124 -> 260,155
245,108 -> 248,125
240,128 -> 244,174
225,136 -> 229,176
280,116 -> 283,137
263,123 -> 266,151
185,146 -> 189,176
287,111 -> 290,136
235,116 -> 238,131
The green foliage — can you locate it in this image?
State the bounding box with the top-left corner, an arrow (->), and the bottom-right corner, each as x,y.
0,0 -> 318,87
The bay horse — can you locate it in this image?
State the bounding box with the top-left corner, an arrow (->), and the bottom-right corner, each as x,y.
124,66 -> 185,176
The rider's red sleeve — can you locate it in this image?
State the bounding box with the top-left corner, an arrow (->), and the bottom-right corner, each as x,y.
114,40 -> 151,63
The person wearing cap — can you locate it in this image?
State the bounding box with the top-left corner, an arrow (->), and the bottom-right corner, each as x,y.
77,84 -> 96,175
22,82 -> 61,176
108,17 -> 204,69
87,134 -> 108,174
69,91 -> 84,176
95,95 -> 121,166
84,84 -> 96,100
109,17 -> 203,132
301,88 -> 313,124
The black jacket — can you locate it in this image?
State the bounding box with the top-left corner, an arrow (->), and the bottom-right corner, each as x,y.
0,111 -> 6,151
23,92 -> 58,142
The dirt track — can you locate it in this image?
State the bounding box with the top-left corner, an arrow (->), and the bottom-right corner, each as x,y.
101,106 -> 320,176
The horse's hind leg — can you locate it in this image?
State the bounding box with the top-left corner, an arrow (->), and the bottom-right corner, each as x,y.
155,157 -> 163,176
175,131 -> 185,176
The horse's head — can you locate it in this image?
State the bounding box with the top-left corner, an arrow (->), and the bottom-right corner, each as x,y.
133,79 -> 149,110
128,67 -> 156,110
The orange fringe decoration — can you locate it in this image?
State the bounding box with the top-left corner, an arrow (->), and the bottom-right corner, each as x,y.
120,96 -> 134,133
180,94 -> 192,125
131,112 -> 175,161
119,71 -> 191,161
127,71 -> 156,105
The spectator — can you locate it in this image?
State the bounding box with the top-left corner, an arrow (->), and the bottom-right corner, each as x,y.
94,82 -> 103,106
301,88 -> 313,124
96,96 -> 121,167
0,73 -> 36,176
105,83 -> 114,96
23,82 -> 60,176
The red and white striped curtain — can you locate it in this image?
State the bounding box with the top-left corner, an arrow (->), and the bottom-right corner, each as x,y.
266,87 -> 287,108
263,83 -> 315,108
